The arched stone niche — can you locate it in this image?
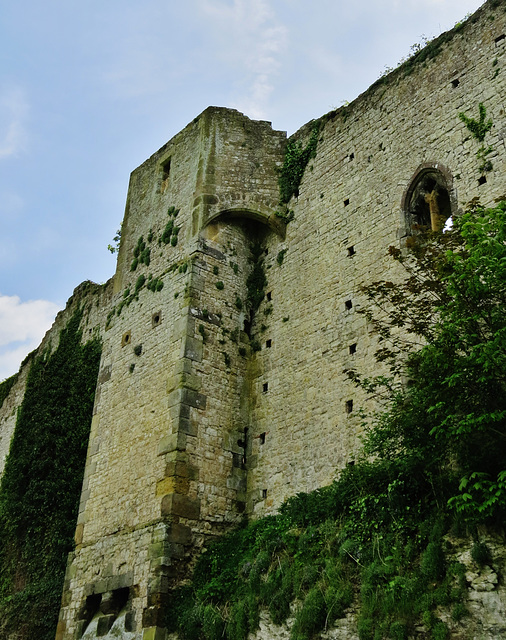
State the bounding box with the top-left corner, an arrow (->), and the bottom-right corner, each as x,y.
401,163 -> 457,236
203,206 -> 286,239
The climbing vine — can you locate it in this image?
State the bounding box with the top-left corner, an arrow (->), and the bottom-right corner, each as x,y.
278,122 -> 320,206
0,309 -> 102,640
0,373 -> 18,409
459,103 -> 494,173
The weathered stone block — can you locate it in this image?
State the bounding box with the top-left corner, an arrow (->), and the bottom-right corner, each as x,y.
167,523 -> 193,545
97,614 -> 115,636
183,336 -> 203,362
142,625 -> 167,640
157,433 -> 187,455
160,493 -> 200,519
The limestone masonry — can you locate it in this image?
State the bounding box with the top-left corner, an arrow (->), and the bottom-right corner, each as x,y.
1,1 -> 506,638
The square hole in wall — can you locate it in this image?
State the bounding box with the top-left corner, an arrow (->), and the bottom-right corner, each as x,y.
266,339 -> 272,348
478,176 -> 487,186
259,432 -> 266,444
349,152 -> 355,161
495,34 -> 505,45
349,343 -> 357,355
263,382 -> 269,393
345,299 -> 353,310
262,489 -> 268,499
344,198 -> 350,207
347,246 -> 355,257
345,399 -> 353,414
451,78 -> 460,88
266,291 -> 272,301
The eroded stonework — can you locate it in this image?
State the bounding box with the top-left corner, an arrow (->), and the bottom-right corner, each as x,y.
1,2 -> 506,639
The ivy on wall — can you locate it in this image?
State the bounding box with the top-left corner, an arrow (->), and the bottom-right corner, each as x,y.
0,309 -> 102,640
0,373 -> 18,409
278,122 -> 320,206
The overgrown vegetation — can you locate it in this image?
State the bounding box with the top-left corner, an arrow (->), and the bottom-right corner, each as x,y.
459,103 -> 494,173
0,309 -> 102,640
278,122 -> 320,205
0,373 -> 19,409
165,200 -> 506,639
246,242 -> 267,313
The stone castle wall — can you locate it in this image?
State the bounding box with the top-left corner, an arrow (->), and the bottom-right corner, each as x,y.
0,1 -> 505,638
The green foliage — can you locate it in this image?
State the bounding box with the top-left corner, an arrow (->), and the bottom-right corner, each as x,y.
107,226 -> 122,254
198,324 -> 208,343
215,281 -> 224,290
277,248 -> 288,266
459,103 -> 493,142
146,275 -> 164,292
131,235 -> 151,270
0,310 -> 101,640
161,206 -> 180,245
246,243 -> 267,312
235,296 -> 243,310
165,201 -> 506,639
470,541 -> 492,566
459,103 -> 494,172
0,373 -> 18,409
278,122 -> 320,204
135,274 -> 146,292
357,200 -> 506,524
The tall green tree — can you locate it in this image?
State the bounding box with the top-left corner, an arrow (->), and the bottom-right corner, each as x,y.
356,199 -> 506,522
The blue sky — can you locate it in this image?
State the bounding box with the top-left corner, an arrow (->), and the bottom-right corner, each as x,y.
0,0 -> 484,379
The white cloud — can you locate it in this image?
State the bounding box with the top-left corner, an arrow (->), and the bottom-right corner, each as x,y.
199,0 -> 289,119
0,88 -> 29,159
0,294 -> 60,381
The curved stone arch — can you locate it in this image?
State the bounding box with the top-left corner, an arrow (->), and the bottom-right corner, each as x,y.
204,205 -> 286,238
400,162 -> 458,236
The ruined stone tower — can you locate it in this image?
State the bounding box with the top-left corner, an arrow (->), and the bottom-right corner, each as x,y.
0,2 -> 505,639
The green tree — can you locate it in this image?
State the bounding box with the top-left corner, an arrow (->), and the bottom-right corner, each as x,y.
356,199 -> 506,522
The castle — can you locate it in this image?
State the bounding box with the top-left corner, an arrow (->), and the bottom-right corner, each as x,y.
1,1 -> 506,638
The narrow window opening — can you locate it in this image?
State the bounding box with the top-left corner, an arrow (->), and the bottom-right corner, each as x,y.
266,339 -> 272,348
347,246 -> 355,257
152,311 -> 162,327
259,432 -> 266,444
345,399 -> 353,414
266,291 -> 272,301
345,299 -> 353,310
78,593 -> 102,636
110,587 -> 129,614
344,198 -> 350,207
478,175 -> 487,186
262,489 -> 268,499
262,382 -> 269,393
349,343 -> 357,355
237,427 -> 248,467
495,34 -> 505,44
121,331 -> 131,347
161,158 -> 171,181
